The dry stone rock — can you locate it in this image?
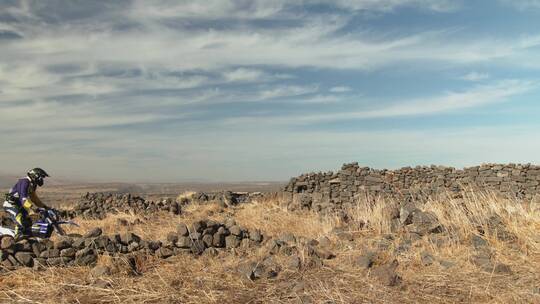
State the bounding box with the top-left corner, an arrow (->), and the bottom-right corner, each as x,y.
47,257 -> 71,266
190,240 -> 206,255
212,233 -> 225,248
156,247 -> 174,259
177,223 -> 189,236
120,232 -> 141,245
408,211 -> 443,236
285,255 -> 302,270
371,259 -> 400,286
229,225 -> 242,237
191,220 -> 206,233
55,237 -> 73,250
60,248 -> 76,258
84,228 -> 102,238
249,229 -> 263,243
0,236 -> 15,250
15,252 -> 34,267
225,235 -> 240,249
202,234 -> 213,248
176,236 -> 192,249
420,251 -> 435,266
355,251 -> 377,269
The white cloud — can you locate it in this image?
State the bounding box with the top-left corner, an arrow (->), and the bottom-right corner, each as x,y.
339,79 -> 534,119
222,68 -> 267,82
223,79 -> 537,124
130,0 -> 459,21
329,86 -> 352,93
461,72 -> 490,81
257,85 -> 319,100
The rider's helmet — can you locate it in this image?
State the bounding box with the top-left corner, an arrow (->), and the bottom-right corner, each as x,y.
27,168 -> 49,187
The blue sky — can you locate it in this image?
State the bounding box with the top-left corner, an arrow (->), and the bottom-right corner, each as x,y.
1,0 -> 540,182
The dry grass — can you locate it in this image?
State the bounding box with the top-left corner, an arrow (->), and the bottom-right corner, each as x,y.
1,191 -> 540,303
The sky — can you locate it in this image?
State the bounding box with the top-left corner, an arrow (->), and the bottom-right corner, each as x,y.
1,0 -> 540,182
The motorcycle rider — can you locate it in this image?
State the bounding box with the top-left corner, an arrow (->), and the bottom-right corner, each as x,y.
3,168 -> 51,237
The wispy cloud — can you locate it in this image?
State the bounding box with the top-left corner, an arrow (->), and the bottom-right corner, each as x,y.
329,86 -> 353,93
460,72 -> 490,82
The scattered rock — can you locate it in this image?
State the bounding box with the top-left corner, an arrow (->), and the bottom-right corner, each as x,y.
285,255 -> 302,270
55,237 -> 73,250
249,229 -> 263,243
156,247 -> 174,259
0,237 -> 15,250
84,228 -> 102,238
370,259 -> 401,287
190,240 -> 206,255
420,251 -> 435,266
355,251 -> 377,269
176,236 -> 192,249
177,223 -> 189,236
14,252 -> 33,267
120,232 -> 141,245
225,235 -> 241,249
471,235 -> 489,250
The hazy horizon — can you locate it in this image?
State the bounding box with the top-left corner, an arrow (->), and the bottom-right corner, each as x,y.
2,1 -> 540,182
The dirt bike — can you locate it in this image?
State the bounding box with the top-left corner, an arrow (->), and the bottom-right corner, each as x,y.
0,208 -> 78,239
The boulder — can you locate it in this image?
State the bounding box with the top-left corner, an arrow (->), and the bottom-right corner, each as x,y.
166,232 -> 179,244
190,240 -> 206,255
31,242 -> 45,256
176,236 -> 192,249
249,229 -> 263,243
120,232 -> 141,245
191,220 -> 206,233
177,223 -> 189,236
229,225 -> 242,237
14,239 -> 32,252
420,251 -> 435,266
75,248 -> 98,266
285,255 -> 302,270
202,234 -> 213,248
156,247 -> 174,259
40,249 -> 60,258
47,257 -> 71,266
84,228 -> 102,238
399,202 -> 419,225
60,248 -> 76,258
225,235 -> 241,249
355,251 -> 377,269
224,218 -> 236,229
0,237 -> 15,250
371,260 -> 401,286
212,233 -> 225,248
55,237 -> 73,250
408,211 -> 443,236
14,252 -> 34,267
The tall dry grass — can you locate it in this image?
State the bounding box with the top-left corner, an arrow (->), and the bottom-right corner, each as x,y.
1,190 -> 539,303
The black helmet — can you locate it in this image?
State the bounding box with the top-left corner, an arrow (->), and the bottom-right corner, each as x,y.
27,168 -> 49,187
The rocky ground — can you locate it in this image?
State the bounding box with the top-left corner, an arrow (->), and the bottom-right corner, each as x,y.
0,190 -> 539,303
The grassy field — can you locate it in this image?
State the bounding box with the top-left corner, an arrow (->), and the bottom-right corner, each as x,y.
0,191 -> 539,303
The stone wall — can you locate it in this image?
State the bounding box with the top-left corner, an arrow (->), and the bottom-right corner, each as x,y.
0,217 -> 334,279
282,163 -> 540,212
72,191 -> 263,219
